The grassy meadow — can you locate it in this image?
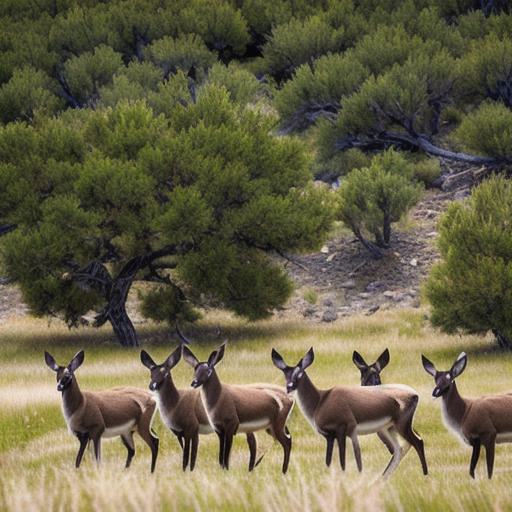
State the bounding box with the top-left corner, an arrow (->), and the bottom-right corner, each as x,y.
1,308 -> 512,511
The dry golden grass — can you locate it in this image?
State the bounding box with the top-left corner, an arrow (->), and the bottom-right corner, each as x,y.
1,308 -> 512,511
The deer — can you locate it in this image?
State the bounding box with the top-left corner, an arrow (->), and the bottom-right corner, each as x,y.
272,347 -> 428,478
353,348 -> 394,454
182,343 -> 294,473
422,352 -> 512,479
44,350 -> 159,472
140,345 -> 261,471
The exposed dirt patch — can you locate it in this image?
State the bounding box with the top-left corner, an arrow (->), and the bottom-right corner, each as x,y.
281,188 -> 465,322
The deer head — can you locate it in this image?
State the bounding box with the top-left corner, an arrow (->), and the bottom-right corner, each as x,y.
352,348 -> 390,386
421,352 -> 467,398
183,344 -> 225,388
44,350 -> 84,392
271,347 -> 314,393
140,346 -> 182,391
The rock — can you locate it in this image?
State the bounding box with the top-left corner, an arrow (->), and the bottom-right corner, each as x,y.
303,306 -> 317,317
410,258 -> 418,267
366,281 -> 384,292
326,252 -> 337,262
366,305 -> 380,315
322,309 -> 338,322
426,231 -> 437,238
320,245 -> 329,254
341,279 -> 356,289
322,295 -> 336,308
358,292 -> 372,299
383,290 -> 395,298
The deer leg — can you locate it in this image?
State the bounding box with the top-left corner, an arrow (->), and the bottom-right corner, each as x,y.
324,434 -> 335,467
137,408 -> 159,473
75,432 -> 89,468
91,430 -> 103,464
190,432 -> 199,471
171,429 -> 184,450
246,433 -> 257,471
216,431 -> 225,468
121,432 -> 135,468
274,426 -> 292,474
335,428 -> 346,471
394,407 -> 428,475
380,428 -> 402,478
377,431 -> 395,455
350,432 -> 363,472
183,436 -> 191,471
223,430 -> 235,470
469,438 -> 481,479
482,433 -> 496,479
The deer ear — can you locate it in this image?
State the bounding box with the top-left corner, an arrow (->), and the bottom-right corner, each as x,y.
271,349 -> 287,370
44,351 -> 59,372
140,350 -> 156,370
182,346 -> 199,367
208,343 -> 226,367
376,348 -> 390,371
352,350 -> 368,370
300,347 -> 314,370
165,345 -> 182,369
450,352 -> 467,379
421,355 -> 436,377
68,350 -> 84,372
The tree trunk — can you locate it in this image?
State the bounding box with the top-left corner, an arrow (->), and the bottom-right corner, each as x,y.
492,329 -> 512,350
353,227 -> 383,259
383,211 -> 391,246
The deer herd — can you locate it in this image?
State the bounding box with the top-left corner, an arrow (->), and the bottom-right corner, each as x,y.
44,331 -> 512,480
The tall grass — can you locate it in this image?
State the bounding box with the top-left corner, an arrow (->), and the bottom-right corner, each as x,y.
1,309 -> 512,511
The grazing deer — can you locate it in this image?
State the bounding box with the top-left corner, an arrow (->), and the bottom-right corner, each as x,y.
140,346 -> 260,471
272,347 -> 428,477
422,352 -> 512,479
44,350 -> 159,472
182,344 -> 294,473
352,348 -> 394,455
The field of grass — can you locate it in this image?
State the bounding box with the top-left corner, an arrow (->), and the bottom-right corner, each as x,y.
1,308 -> 512,511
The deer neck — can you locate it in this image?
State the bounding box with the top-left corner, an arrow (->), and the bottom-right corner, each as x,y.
295,372 -> 322,425
62,378 -> 84,419
201,370 -> 223,411
158,374 -> 180,409
442,382 -> 467,427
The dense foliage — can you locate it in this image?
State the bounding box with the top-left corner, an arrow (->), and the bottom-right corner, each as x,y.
425,176 -> 512,349
1,0 -> 512,344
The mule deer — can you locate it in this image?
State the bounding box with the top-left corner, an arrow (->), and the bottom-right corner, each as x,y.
352,348 -> 394,455
272,347 -> 428,477
422,352 -> 512,479
44,350 -> 159,472
140,346 -> 260,471
182,343 -> 294,473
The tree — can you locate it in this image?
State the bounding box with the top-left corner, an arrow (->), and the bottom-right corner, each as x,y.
337,149 -> 423,258
425,176 -> 512,349
0,89 -> 334,346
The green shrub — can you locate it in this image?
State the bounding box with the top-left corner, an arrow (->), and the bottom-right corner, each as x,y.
425,175 -> 512,349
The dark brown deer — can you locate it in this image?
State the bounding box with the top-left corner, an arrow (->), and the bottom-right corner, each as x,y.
140,346 -> 260,471
182,344 -> 294,473
272,347 -> 428,477
44,350 -> 159,472
422,352 -> 512,479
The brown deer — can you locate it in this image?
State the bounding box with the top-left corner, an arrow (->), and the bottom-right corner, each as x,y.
272,347 -> 428,477
44,350 -> 159,472
182,343 -> 294,473
353,348 -> 395,455
422,352 -> 512,479
140,345 -> 260,471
